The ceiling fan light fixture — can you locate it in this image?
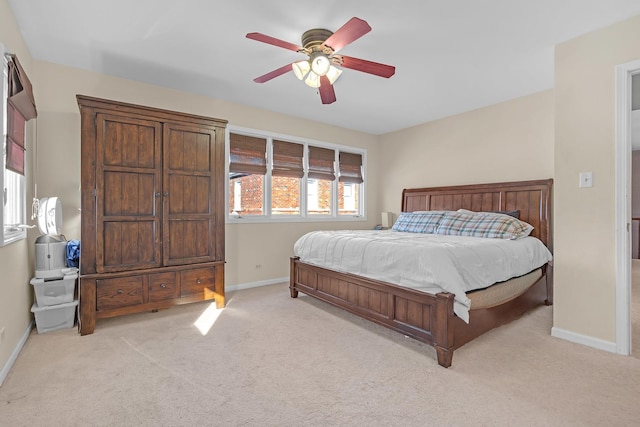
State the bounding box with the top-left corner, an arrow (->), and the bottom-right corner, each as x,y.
326,66 -> 342,85
304,70 -> 321,88
297,63 -> 341,88
292,60 -> 310,80
310,52 -> 331,76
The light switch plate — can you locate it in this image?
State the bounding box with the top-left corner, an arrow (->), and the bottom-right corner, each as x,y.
579,172 -> 593,188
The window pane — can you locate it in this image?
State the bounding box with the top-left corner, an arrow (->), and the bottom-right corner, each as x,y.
272,176 -> 300,215
307,178 -> 332,215
229,174 -> 264,216
338,182 -> 360,215
2,51 -> 27,244
3,168 -> 25,236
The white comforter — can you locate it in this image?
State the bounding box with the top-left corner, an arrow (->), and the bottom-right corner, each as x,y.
293,230 -> 553,322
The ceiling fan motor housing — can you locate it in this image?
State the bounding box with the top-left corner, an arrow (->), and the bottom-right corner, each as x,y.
301,28 -> 333,52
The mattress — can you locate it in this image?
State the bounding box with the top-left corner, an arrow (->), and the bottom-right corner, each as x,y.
467,268 -> 543,310
293,229 -> 553,322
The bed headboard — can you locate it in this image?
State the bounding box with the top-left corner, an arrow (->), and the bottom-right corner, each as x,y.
401,179 -> 553,249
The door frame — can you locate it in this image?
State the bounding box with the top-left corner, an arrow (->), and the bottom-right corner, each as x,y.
615,59 -> 640,355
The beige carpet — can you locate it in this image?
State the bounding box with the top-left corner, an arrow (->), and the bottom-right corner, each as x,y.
1,282 -> 640,426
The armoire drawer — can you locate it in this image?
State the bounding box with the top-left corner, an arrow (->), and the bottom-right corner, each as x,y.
148,272 -> 178,302
96,276 -> 144,311
180,267 -> 215,297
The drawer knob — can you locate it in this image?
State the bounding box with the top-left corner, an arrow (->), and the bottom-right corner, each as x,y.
117,289 -> 123,294
160,283 -> 167,289
196,278 -> 201,284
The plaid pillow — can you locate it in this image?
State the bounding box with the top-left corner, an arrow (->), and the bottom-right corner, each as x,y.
391,211 -> 446,234
436,211 -> 533,239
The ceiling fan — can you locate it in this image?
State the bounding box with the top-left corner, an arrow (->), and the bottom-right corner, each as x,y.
246,17 -> 395,105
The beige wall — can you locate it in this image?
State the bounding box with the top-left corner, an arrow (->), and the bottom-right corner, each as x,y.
0,0 -> 36,380
379,90 -> 555,214
554,14 -> 640,343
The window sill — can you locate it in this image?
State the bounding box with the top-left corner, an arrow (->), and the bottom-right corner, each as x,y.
226,215 -> 367,224
1,232 -> 27,247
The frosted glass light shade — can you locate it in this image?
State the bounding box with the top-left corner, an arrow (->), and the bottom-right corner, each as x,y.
292,61 -> 310,80
304,71 -> 321,88
310,54 -> 331,76
295,58 -> 341,88
326,66 -> 342,84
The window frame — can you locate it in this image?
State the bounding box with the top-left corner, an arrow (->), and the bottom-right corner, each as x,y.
226,126 -> 366,224
0,44 -> 27,246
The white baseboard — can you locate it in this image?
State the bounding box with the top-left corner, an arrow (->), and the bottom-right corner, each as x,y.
551,326 -> 617,354
0,321 -> 34,387
225,277 -> 288,293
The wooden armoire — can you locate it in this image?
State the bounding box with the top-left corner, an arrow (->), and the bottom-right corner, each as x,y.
77,95 -> 226,335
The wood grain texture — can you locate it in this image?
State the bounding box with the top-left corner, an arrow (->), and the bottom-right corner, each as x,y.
401,179 -> 552,247
163,123 -> 217,266
77,95 -> 227,334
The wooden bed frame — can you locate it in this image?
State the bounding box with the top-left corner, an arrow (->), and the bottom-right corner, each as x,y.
289,179 -> 553,368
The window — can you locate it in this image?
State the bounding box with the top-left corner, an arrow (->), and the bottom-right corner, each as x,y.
227,127 -> 365,222
338,152 -> 363,216
1,45 -> 27,246
228,133 -> 266,216
271,140 -> 303,216
307,146 -> 334,216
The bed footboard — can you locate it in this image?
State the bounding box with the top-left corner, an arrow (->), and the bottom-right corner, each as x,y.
290,256 -> 550,368
290,256 -> 456,367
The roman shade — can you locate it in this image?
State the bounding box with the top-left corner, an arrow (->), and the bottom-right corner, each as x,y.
338,152 -> 363,184
229,133 -> 267,175
272,140 -> 303,178
308,146 -> 335,181
6,54 -> 37,175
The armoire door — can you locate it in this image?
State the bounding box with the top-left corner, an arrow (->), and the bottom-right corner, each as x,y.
163,122 -> 218,266
95,113 -> 163,273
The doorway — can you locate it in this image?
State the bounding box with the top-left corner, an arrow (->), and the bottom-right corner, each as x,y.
615,60 -> 640,357
632,74 -> 640,358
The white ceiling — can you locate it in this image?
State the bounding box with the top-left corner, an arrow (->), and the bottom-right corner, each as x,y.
8,0 -> 640,135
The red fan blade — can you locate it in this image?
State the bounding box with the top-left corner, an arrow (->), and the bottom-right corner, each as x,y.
246,32 -> 303,52
319,76 -> 336,104
339,55 -> 395,78
323,17 -> 371,52
253,63 -> 293,83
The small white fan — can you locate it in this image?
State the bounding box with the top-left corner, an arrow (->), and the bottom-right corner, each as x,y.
37,197 -> 63,235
